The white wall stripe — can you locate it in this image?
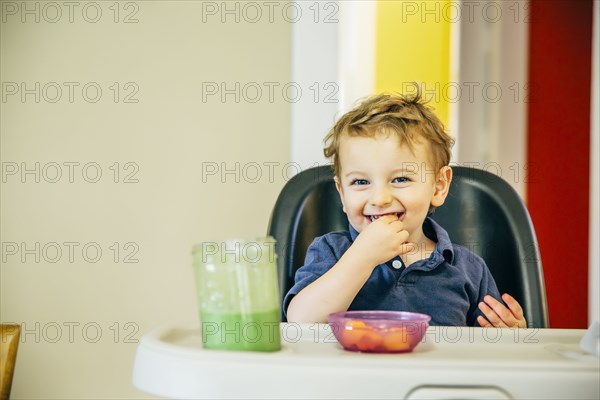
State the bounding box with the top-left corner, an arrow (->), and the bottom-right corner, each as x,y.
338,1 -> 375,114
448,0 -> 461,165
290,1 -> 376,171
290,1 -> 339,171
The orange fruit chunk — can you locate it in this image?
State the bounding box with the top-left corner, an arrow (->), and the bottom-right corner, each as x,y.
345,320 -> 368,329
341,320 -> 367,349
341,320 -> 386,352
342,320 -> 386,351
383,327 -> 410,351
356,330 -> 384,351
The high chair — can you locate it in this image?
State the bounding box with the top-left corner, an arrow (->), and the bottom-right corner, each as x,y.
268,166 -> 549,327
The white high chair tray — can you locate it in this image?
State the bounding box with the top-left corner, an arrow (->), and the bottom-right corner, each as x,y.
133,324 -> 599,399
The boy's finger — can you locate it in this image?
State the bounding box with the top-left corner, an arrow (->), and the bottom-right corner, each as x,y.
483,295 -> 515,324
502,293 -> 524,320
397,229 -> 410,241
389,219 -> 405,231
381,214 -> 399,222
477,316 -> 492,328
484,295 -> 524,328
398,242 -> 414,255
478,301 -> 507,328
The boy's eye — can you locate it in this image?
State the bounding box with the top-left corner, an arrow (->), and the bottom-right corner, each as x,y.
392,177 -> 410,183
351,179 -> 369,186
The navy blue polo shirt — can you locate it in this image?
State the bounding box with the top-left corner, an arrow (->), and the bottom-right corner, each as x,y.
283,218 -> 502,326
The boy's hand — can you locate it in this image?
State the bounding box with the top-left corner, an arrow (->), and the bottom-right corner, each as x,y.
351,215 -> 414,267
477,294 -> 527,328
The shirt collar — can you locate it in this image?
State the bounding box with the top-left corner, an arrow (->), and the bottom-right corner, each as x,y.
349,223 -> 360,241
348,217 -> 455,264
424,217 -> 455,264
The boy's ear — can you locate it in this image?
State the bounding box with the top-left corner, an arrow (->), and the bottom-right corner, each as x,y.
431,166 -> 453,207
334,176 -> 347,213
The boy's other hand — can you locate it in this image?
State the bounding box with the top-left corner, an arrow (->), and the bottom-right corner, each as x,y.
352,214 -> 414,267
477,294 -> 527,328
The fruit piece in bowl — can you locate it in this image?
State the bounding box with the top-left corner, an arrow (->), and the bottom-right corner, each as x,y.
328,310 -> 431,353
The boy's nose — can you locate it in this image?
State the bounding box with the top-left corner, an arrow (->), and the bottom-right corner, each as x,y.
369,186 -> 393,207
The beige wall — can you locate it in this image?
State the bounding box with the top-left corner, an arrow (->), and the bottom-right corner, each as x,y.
1,1 -> 291,398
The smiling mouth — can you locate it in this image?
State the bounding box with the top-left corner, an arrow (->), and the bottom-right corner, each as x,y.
368,212 -> 404,222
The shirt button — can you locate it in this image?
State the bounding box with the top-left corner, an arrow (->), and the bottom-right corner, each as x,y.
392,260 -> 402,269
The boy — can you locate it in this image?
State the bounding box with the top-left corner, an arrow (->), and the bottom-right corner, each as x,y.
284,90 -> 526,327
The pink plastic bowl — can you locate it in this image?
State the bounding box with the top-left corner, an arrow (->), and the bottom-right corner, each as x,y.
328,310 -> 431,353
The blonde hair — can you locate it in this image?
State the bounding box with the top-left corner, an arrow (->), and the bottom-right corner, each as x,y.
323,88 -> 454,177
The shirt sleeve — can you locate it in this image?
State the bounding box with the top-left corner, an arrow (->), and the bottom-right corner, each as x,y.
469,260 -> 503,326
282,234 -> 341,318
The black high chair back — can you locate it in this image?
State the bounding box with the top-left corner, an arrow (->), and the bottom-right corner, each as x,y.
268,166 -> 549,327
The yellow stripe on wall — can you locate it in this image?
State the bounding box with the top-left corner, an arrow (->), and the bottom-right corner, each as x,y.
375,0 -> 452,127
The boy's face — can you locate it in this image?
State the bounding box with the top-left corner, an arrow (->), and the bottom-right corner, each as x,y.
334,134 -> 452,240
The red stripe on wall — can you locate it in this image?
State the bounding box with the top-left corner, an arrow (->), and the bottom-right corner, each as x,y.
527,0 -> 593,328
